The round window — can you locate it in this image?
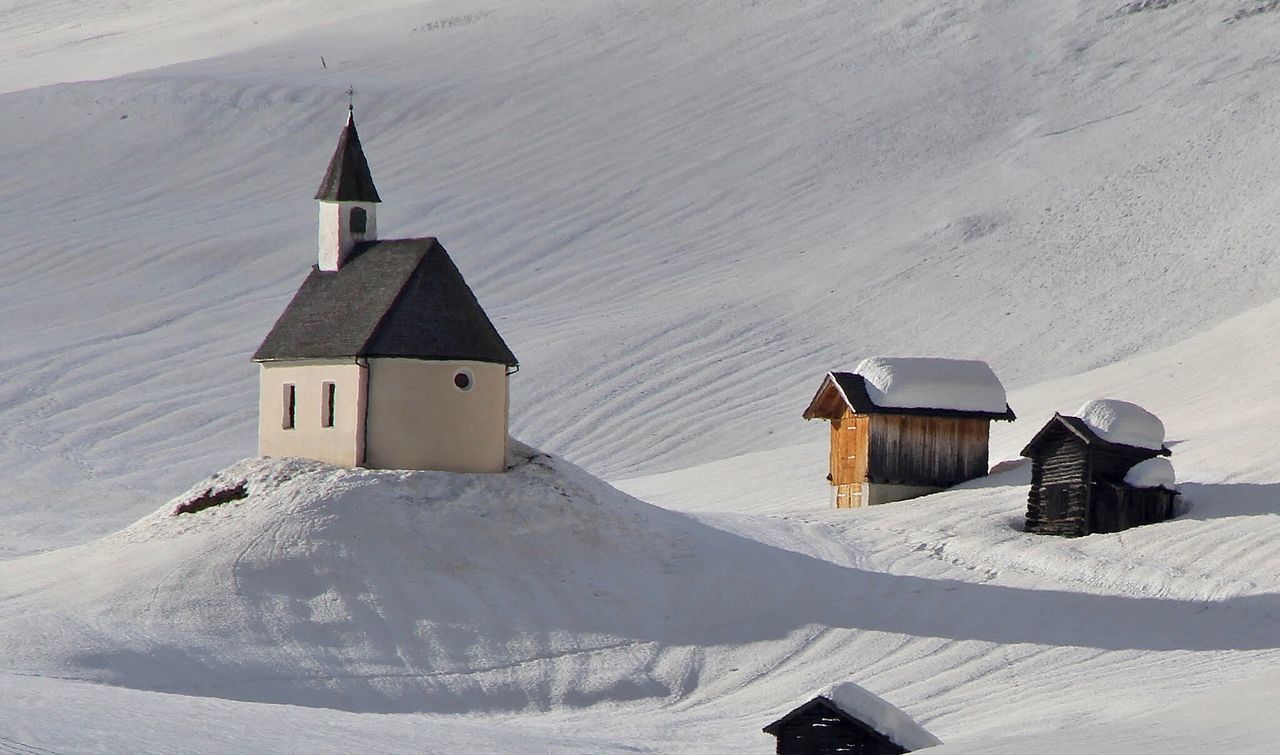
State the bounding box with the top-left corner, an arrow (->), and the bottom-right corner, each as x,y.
453,370 -> 473,391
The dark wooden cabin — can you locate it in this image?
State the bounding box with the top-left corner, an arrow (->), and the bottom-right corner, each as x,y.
763,684 -> 940,754
1023,413 -> 1177,537
803,371 -> 1016,508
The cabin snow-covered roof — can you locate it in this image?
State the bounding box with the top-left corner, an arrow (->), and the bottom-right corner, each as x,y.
314,111 -> 381,203
1021,412 -> 1172,459
764,681 -> 942,751
253,238 -> 517,365
1074,399 -> 1166,451
855,357 -> 1010,414
803,357 -> 1015,421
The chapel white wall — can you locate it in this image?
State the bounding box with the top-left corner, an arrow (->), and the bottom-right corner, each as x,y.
364,359 -> 509,473
318,201 -> 378,271
258,361 -> 367,466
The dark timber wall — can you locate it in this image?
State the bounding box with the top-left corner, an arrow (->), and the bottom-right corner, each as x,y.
1088,483 -> 1177,534
1024,420 -> 1176,537
866,414 -> 990,487
767,700 -> 908,755
1024,431 -> 1092,536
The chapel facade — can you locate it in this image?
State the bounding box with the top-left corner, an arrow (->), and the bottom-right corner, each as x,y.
252,109 -> 518,473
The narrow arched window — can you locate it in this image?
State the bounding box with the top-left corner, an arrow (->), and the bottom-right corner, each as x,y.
350,207 -> 367,235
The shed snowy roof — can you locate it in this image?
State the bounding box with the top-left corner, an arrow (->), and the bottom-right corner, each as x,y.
1075,399 -> 1165,451
803,358 -> 1015,421
764,681 -> 941,751
253,238 -> 518,365
314,111 -> 381,203
856,357 -> 1009,414
1021,413 -> 1172,458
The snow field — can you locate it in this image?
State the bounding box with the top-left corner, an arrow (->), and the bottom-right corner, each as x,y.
3,0 -> 1280,751
6,0 -> 1280,546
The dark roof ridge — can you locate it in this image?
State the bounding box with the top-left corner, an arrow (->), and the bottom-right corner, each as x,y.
353,238 -> 441,354
339,236 -> 439,267
825,371 -> 1016,421
762,697 -> 905,750
253,238 -> 518,365
1021,413 -> 1172,458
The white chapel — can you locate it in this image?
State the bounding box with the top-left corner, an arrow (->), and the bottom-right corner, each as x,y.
253,109 -> 518,473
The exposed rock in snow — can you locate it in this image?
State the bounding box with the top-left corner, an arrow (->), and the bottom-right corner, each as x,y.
1075,399 -> 1166,451
1125,458 -> 1176,489
821,681 -> 942,750
854,357 -> 1009,414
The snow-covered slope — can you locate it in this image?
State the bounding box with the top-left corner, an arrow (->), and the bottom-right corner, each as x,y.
6,0 -> 1280,551
6,0 -> 1280,751
6,443 -> 957,720
0,446 -> 721,713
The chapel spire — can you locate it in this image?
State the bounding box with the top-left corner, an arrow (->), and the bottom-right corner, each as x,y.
315,108 -> 381,203
315,107 -> 380,271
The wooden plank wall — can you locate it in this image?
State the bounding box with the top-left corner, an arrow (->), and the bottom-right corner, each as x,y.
865,415 -> 990,486
833,483 -> 862,508
829,409 -> 869,485
1089,482 -> 1177,534
1025,432 -> 1093,536
1026,428 -> 1172,536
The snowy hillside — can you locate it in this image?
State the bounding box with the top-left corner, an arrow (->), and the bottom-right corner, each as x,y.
2,446 -> 752,713
5,0 -> 1280,751
8,438 -> 1280,752
6,0 -> 1280,543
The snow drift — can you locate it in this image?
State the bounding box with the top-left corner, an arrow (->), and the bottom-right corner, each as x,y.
0,445 -> 717,712
1125,457 -> 1176,489
854,357 -> 1009,414
0,444 -> 941,715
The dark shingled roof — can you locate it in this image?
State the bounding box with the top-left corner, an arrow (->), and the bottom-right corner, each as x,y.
811,372 -> 1016,421
253,238 -> 517,365
1022,413 -> 1172,458
314,111 -> 381,203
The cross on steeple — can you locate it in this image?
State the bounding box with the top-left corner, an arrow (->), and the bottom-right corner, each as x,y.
346,85 -> 356,112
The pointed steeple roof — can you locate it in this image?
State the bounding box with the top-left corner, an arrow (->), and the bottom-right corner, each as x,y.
314,110 -> 382,203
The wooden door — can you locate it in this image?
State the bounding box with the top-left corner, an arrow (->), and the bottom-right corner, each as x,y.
834,482 -> 864,509
830,412 -> 868,486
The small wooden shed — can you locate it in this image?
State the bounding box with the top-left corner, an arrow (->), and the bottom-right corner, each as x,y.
803,358 -> 1015,508
763,682 -> 941,754
1023,402 -> 1178,537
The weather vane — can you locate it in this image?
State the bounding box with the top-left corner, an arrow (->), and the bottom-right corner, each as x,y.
346,85 -> 356,112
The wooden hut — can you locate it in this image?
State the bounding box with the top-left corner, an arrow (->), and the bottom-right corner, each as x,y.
1023,402 -> 1178,537
763,682 -> 941,754
802,358 -> 1015,508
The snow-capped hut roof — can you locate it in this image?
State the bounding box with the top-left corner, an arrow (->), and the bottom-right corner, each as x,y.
803,357 -> 1015,421
1021,401 -> 1171,458
764,681 -> 941,753
314,110 -> 381,203
253,238 -> 518,365
1073,399 -> 1165,451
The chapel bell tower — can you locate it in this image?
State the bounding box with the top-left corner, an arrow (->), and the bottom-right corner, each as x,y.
315,107 -> 380,271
